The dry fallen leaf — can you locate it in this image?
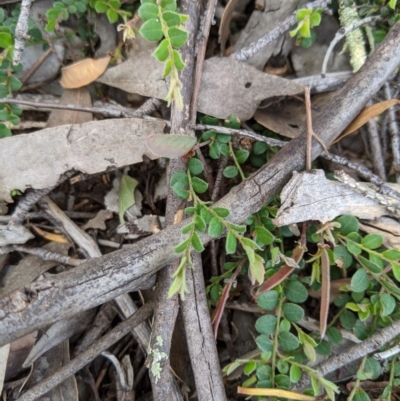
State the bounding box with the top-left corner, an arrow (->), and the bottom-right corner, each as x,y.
335,99 -> 400,143
31,224 -> 69,244
274,170 -> 393,226
218,0 -> 239,55
97,53 -> 304,120
60,55 -> 111,89
81,209 -> 113,231
46,88 -> 93,128
0,118 -> 165,202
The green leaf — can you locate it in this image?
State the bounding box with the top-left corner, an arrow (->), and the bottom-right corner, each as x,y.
8,115 -> 20,125
303,341 -> 316,363
243,361 -> 257,376
361,233 -> 383,250
191,177 -> 208,193
200,207 -> 213,224
0,123 -> 11,138
256,290 -> 279,311
235,149 -> 249,164
256,334 -> 273,352
278,331 -> 299,351
282,303 -> 304,322
223,115 -> 241,129
336,215 -> 359,235
0,32 -> 12,48
140,19 -> 163,41
389,0 -> 398,9
170,170 -> 187,186
340,309 -> 357,330
185,207 -> 195,215
241,237 -> 262,250
208,217 -> 223,238
0,8 -> 4,24
226,231 -> 237,254
255,315 -> 277,335
168,26 -> 188,47
194,215 -> 206,232
162,11 -> 181,26
213,207 -> 229,218
181,222 -> 194,234
284,280 -> 308,303
188,157 -> 204,175
210,284 -> 221,303
138,3 -> 159,21
45,19 -> 57,32
255,226 -> 274,245
315,340 -> 331,356
290,364 -> 302,383
118,175 -> 138,223
172,49 -> 185,70
223,166 -> 238,178
216,133 -> 231,143
347,237 -> 362,255
333,245 -> 353,269
94,1 -> 108,13
351,269 -> 369,292
109,0 -> 121,7
296,8 -> 312,20
153,39 -> 170,61
299,19 -> 311,38
8,76 -> 22,91
310,12 -> 321,27
174,238 -> 190,253
275,373 -> 290,389
68,5 -> 77,13
354,389 -> 371,401
75,2 -> 87,12
172,181 -> 189,199
327,327 -> 342,345
253,141 -> 268,155
191,231 -> 204,252
0,109 -> 10,121
380,293 -> 396,316
0,84 -> 9,97
358,255 -> 382,274
107,8 -> 119,23
163,59 -> 172,77
160,0 -> 177,11
382,249 -> 400,260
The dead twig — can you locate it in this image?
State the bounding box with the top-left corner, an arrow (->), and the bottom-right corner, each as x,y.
383,82 -> 400,183
232,0 -> 331,62
12,0 -> 32,66
16,302 -> 154,401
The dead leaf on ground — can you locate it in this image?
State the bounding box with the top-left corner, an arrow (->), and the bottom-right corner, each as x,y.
31,224 -> 69,244
0,243 -> 70,298
23,309 -> 96,367
6,332 -> 37,381
46,88 -> 93,128
60,55 -> 111,89
274,170 -> 393,226
0,118 -> 165,203
81,209 -> 113,231
218,0 -> 239,55
97,52 -> 304,120
335,99 -> 400,143
254,92 -> 335,138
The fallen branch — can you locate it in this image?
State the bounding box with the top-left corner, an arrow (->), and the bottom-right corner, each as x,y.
1,20 -> 400,347
17,302 -> 154,401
